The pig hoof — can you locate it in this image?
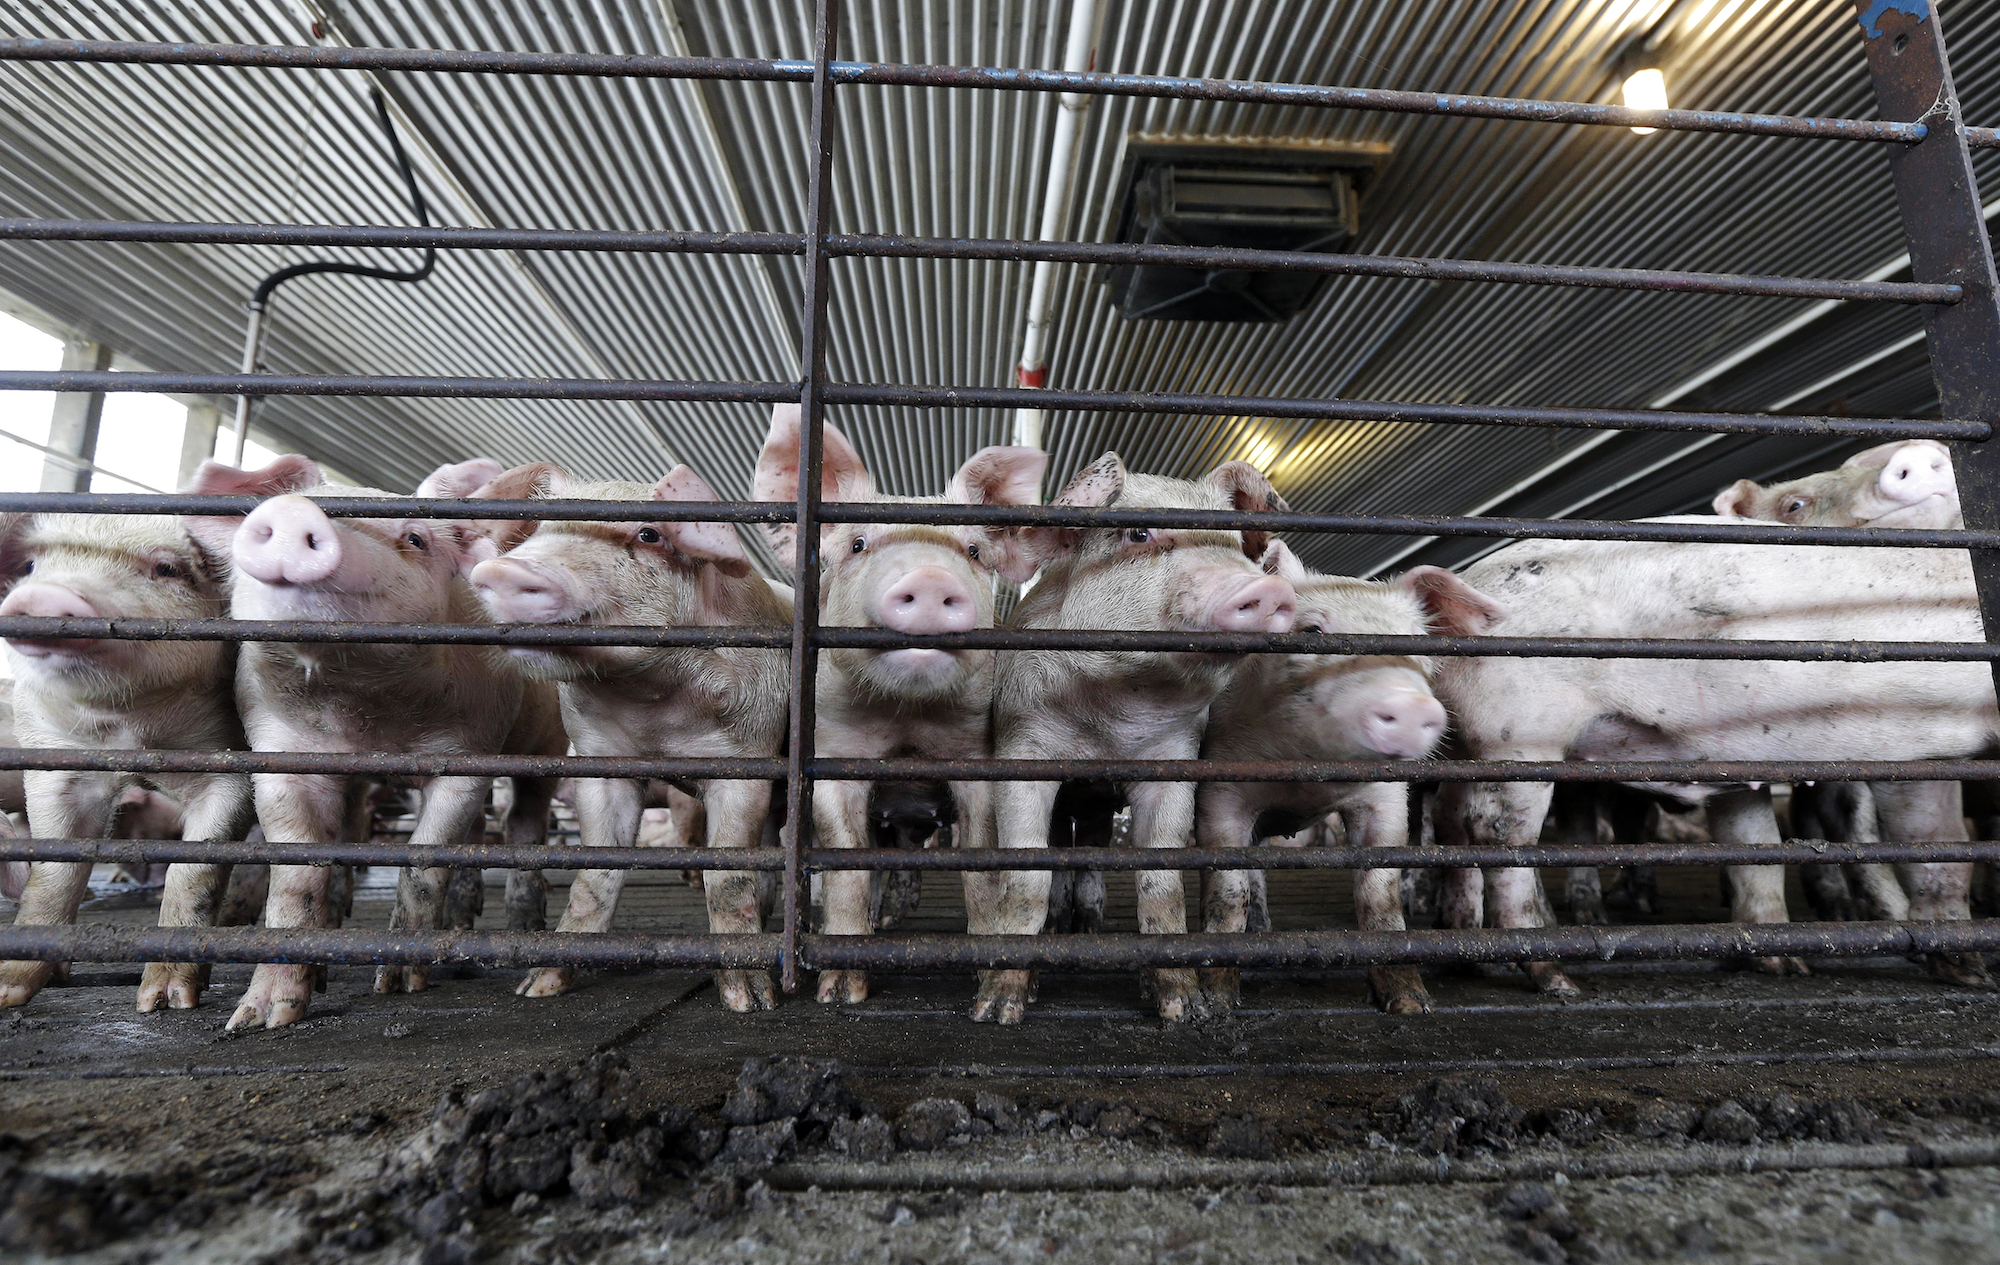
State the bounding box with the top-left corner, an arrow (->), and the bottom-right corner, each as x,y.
716,969 -> 776,1013
1569,900 -> 1609,927
1526,963 -> 1581,998
1367,965 -> 1433,1015
1927,951 -> 1998,989
0,960 -> 55,1009
1752,956 -> 1812,977
226,964 -> 313,1031
971,970 -> 1030,1025
1197,967 -> 1242,1013
374,965 -> 431,994
517,967 -> 577,998
136,962 -> 208,1012
815,970 -> 870,1005
1153,969 -> 1212,1023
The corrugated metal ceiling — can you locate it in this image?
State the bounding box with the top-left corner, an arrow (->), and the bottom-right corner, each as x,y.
0,0 -> 1991,579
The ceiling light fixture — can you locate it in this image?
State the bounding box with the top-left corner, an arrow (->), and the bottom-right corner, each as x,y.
1622,66 -> 1669,134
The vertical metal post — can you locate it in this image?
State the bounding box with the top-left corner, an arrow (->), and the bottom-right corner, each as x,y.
1857,1 -> 2000,692
41,336 -> 111,494
782,0 -> 842,993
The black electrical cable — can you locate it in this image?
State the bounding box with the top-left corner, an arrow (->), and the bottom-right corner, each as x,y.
247,85 -> 437,306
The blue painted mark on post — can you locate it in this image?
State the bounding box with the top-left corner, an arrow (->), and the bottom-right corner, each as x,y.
1858,0 -> 1930,40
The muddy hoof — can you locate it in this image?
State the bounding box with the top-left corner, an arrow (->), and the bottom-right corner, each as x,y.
1367,964 -> 1433,1015
1569,899 -> 1609,927
1154,968 -> 1216,1023
816,969 -> 870,1005
971,969 -> 1030,1025
373,964 -> 430,995
1928,951 -> 1997,989
1197,967 -> 1242,1014
1525,962 -> 1581,998
716,969 -> 776,1012
227,963 -> 313,1031
517,966 -> 577,998
136,962 -> 209,1012
0,959 -> 56,1009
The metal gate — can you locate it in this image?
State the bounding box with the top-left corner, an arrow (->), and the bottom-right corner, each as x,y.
0,1 -> 1999,998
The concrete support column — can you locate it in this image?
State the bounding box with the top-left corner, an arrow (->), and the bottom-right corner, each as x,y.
179,401 -> 222,487
41,337 -> 111,493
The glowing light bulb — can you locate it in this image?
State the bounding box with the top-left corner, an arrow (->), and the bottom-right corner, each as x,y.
1623,67 -> 1668,135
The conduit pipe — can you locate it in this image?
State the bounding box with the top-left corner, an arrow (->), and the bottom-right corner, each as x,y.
1011,0 -> 1101,452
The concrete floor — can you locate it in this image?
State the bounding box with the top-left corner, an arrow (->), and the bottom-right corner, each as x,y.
7,865 -> 2000,1262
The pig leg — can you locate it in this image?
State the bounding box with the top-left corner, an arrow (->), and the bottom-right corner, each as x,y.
442,863 -> 484,932
219,862 -> 268,926
1708,787 -> 1808,975
519,776 -> 644,999
1128,779 -> 1205,1022
504,776 -> 557,932
229,773 -> 346,1031
1430,783 -> 1485,936
969,779 -> 1057,1024
699,777 -> 778,1012
1346,783 -> 1429,1015
1194,785 -> 1256,1012
1838,783 -> 1908,922
1876,780 -> 1992,988
377,776 -> 491,995
1461,779 -> 1577,996
0,770 -> 120,1007
137,772 -> 254,1011
1551,788 -> 1606,926
814,779 -> 875,1005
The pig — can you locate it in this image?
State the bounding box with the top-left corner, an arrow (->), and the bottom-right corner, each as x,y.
182,456 -> 566,1031
466,460 -> 789,1012
1196,541 -> 1506,1015
1431,521 -> 1996,996
0,697 -> 30,902
751,405 -> 1046,1005
1715,437 -> 1963,928
973,453 -> 1298,1024
0,510 -> 255,1013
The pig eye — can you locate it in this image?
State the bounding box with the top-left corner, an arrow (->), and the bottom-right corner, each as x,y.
405,532 -> 428,551
1126,529 -> 1151,544
152,561 -> 182,579
19,560 -> 31,574
1782,497 -> 1810,517
636,527 -> 663,545
850,536 -> 867,554
965,543 -> 981,562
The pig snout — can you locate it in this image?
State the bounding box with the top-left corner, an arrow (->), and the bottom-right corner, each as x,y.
1205,574 -> 1297,634
876,566 -> 976,635
0,581 -> 101,656
1879,444 -> 1955,508
1358,687 -> 1448,760
470,557 -> 573,624
235,496 -> 342,586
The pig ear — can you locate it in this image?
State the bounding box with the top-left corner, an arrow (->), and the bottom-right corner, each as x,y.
1712,479 -> 1763,518
1842,438 -> 1949,470
949,446 -> 1047,506
1052,452 -> 1126,509
1259,539 -> 1311,586
652,464 -> 750,578
467,462 -> 568,553
1003,452 -> 1128,576
1395,566 -> 1508,636
181,455 -> 323,562
417,457 -> 505,500
457,534 -> 501,578
753,405 -> 872,570
1205,460 -> 1289,560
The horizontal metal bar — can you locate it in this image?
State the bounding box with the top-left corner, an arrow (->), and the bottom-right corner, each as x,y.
5,919 -> 1997,972
0,219 -> 1960,305
10,490 -> 2000,551
3,747 -> 2000,784
821,383 -> 1991,440
0,615 -> 1994,664
0,39 -> 1947,146
0,372 -> 1980,443
10,837 -> 1988,872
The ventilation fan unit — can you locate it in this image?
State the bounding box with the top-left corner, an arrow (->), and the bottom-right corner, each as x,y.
1106,157 -> 1363,322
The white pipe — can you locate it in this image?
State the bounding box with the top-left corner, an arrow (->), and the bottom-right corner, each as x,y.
1012,0 -> 1101,454
232,299 -> 267,466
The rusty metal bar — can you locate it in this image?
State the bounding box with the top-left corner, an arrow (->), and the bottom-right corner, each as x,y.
0,218 -> 1964,305
0,370 -> 1983,441
4,746 -> 2000,784
8,836 -> 2000,871
0,38 -> 1949,144
6,489 -> 1999,550
4,919 -> 1999,972
1859,3 -> 2000,705
4,613 -> 2000,662
780,0 -> 842,995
